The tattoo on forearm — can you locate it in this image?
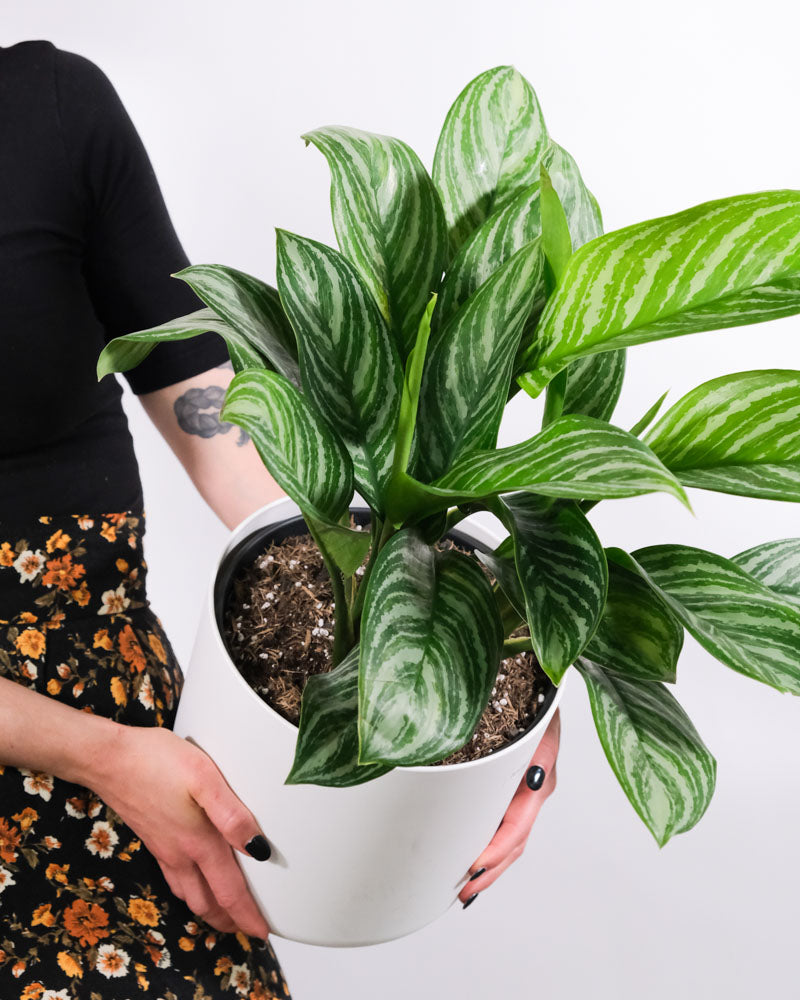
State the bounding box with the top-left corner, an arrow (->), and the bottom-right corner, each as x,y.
173,384 -> 250,446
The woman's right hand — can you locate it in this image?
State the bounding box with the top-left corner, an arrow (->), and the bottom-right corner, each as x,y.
91,724 -> 271,940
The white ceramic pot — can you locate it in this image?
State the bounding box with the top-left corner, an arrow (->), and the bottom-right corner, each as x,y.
174,496 -> 564,947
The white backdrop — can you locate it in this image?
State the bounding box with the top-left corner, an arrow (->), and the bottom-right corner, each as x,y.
4,2 -> 799,997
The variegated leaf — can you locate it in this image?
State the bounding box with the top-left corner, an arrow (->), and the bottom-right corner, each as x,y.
613,545 -> 800,695
644,370 -> 800,501
172,264 -> 299,383
220,368 -> 353,522
585,561 -> 683,682
303,127 -> 448,360
387,416 -> 688,525
358,529 -> 503,766
561,350 -> 627,422
414,242 -> 545,480
433,66 -> 548,252
491,494 -> 608,684
436,140 -> 599,335
97,307 -> 259,381
732,538 -> 800,607
475,537 -> 526,620
275,231 -> 403,509
431,416 -> 689,506
577,657 -> 716,846
519,191 -> 800,396
629,390 -> 670,438
286,647 -> 392,787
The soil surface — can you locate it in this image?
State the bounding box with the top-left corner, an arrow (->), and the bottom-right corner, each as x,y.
222,529 -> 551,766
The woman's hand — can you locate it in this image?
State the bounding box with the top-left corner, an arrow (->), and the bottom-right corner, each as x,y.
91,724 -> 271,940
458,707 -> 561,907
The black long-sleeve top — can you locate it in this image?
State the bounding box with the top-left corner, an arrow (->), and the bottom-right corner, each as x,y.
0,39 -> 229,523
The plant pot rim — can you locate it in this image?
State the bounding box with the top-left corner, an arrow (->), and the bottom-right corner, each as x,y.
210,498 -> 562,774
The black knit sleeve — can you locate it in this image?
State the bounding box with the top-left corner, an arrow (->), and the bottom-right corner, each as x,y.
54,46 -> 230,395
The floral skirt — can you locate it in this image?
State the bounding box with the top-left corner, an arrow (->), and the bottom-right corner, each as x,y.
0,508 -> 292,1000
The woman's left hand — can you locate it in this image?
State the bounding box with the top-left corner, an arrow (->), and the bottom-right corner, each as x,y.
458,707 -> 561,906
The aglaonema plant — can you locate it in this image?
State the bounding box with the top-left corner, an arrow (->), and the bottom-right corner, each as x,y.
97,66 -> 800,846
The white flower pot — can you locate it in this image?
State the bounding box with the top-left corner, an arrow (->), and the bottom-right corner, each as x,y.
174,496 -> 564,947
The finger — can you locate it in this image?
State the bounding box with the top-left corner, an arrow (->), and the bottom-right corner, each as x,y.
460,841 -> 526,902
194,834 -> 271,940
188,750 -> 270,860
175,860 -> 239,934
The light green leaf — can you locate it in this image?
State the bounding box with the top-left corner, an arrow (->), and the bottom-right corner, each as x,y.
433,65 -> 549,252
97,307 -> 259,381
286,647 -> 393,786
732,538 -> 800,607
585,561 -> 683,682
220,368 -> 353,523
629,389 -> 670,438
275,230 -> 403,510
358,529 -> 503,766
491,494 -> 608,684
303,127 -> 448,360
542,141 -> 603,249
413,242 -> 545,480
519,190 -> 800,396
172,264 -> 299,383
612,544 -> 800,695
577,657 -> 716,846
307,517 -> 372,578
391,294 -> 437,481
644,370 -> 800,501
539,164 -> 572,285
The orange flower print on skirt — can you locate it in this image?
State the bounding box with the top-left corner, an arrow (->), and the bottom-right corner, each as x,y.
0,509 -> 291,999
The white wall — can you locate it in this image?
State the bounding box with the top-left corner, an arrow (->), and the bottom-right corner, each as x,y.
4,2 -> 799,997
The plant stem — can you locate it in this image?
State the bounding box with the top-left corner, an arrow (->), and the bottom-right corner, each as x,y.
502,636 -> 534,657
443,506 -> 469,534
541,368 -> 568,427
351,516 -> 382,624
306,519 -> 354,665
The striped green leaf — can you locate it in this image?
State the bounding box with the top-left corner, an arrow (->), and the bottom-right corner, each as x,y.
286,646 -> 393,787
432,416 -> 689,505
585,561 -> 683,682
275,231 -> 403,510
543,141 -> 603,249
577,657 -> 716,846
643,370 -> 800,501
433,66 -> 548,252
388,416 -> 688,525
358,529 -> 503,766
172,264 -> 299,383
612,545 -> 800,695
414,242 -> 545,480
561,349 -> 627,422
518,191 -> 800,397
475,537 -> 526,621
732,538 -> 800,607
435,141 -> 599,336
219,368 -> 353,523
303,127 -> 448,360
97,307 -> 259,381
491,494 -> 608,684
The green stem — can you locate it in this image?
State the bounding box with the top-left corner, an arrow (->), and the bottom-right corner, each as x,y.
351,515 -> 384,624
502,636 -> 534,657
443,506 -> 469,535
541,368 -> 568,428
306,519 -> 353,665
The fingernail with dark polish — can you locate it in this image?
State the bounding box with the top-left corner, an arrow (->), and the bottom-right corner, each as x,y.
526,765 -> 545,791
462,893 -> 479,909
245,835 -> 271,861
468,867 -> 486,882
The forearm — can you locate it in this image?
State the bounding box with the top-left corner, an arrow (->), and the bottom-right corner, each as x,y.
138,361 -> 285,531
0,675 -> 124,788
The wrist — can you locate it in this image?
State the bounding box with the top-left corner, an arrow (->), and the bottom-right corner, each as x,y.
60,711 -> 129,792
